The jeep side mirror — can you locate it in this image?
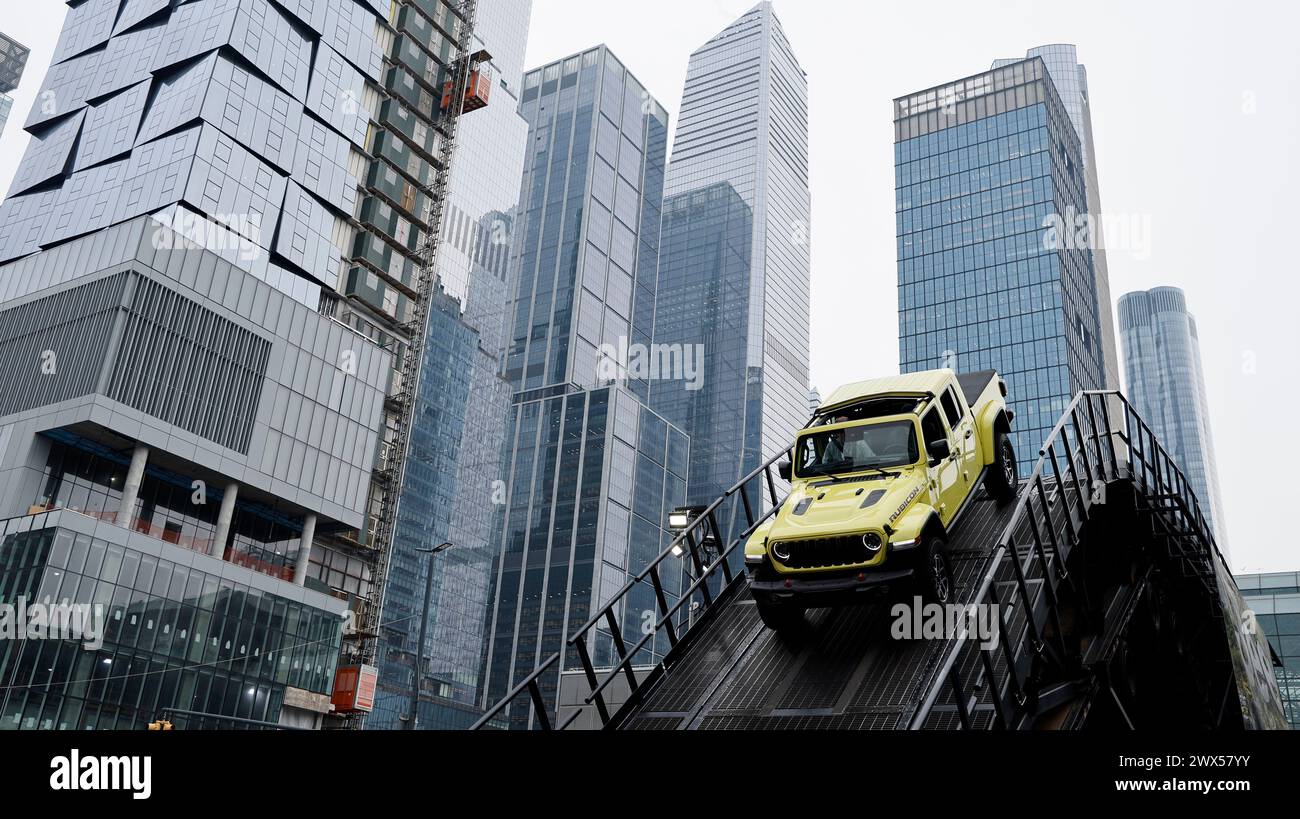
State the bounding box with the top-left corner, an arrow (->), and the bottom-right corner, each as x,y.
778,459 -> 792,481
927,438 -> 951,465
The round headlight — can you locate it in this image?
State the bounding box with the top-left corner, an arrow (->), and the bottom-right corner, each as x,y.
772,541 -> 791,561
862,532 -> 883,552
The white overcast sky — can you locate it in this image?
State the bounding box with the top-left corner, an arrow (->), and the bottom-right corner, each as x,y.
2,1 -> 1298,573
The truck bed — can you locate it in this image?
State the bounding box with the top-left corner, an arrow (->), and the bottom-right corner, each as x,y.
957,370 -> 999,408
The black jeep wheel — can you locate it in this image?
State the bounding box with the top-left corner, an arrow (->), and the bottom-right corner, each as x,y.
915,536 -> 955,604
756,601 -> 805,632
984,431 -> 1018,504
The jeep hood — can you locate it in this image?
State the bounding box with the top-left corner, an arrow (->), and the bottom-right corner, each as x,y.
768,471 -> 925,542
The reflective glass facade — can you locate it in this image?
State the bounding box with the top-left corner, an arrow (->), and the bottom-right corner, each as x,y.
1119,287 -> 1227,552
895,56 -> 1108,472
0,514 -> 344,730
994,45 -> 1119,389
365,0 -> 534,732
1236,571 -> 1300,728
650,2 -> 810,527
0,94 -> 12,138
482,46 -> 689,728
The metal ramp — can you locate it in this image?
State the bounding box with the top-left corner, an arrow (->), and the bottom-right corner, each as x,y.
620,488 -> 1023,730
473,391 -> 1286,731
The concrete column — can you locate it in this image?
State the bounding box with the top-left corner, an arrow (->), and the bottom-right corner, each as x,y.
116,444 -> 149,528
293,513 -> 317,586
210,481 -> 239,558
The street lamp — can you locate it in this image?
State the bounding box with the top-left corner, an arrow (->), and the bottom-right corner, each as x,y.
667,505 -> 707,556
405,540 -> 453,731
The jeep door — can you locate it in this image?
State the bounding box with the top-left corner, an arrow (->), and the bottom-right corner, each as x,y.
920,406 -> 963,525
939,385 -> 980,491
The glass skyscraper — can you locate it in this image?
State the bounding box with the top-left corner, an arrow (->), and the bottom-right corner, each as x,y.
367,0 -> 535,732
1119,286 -> 1227,552
994,45 -> 1119,390
481,46 -> 690,728
1235,571 -> 1300,728
895,54 -> 1109,472
650,2 -> 810,529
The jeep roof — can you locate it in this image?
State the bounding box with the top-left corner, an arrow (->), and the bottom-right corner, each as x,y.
818,369 -> 1000,417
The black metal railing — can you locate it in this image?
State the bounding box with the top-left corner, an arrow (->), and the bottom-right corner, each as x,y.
907,390 -> 1229,729
474,389 -> 1230,732
471,445 -> 793,730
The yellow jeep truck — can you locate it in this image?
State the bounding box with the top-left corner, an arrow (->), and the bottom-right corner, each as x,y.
745,369 -> 1018,631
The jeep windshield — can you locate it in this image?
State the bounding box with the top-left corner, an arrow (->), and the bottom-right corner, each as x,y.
795,419 -> 919,478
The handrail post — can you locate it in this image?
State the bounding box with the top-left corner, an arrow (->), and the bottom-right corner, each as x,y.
574,635 -> 611,726
1084,394 -> 1107,482
739,482 -> 755,528
684,528 -> 713,607
707,509 -> 733,585
1047,446 -> 1080,545
1098,392 -> 1119,477
528,681 -> 553,731
604,609 -> 640,692
1071,407 -> 1094,487
950,669 -> 972,729
648,564 -> 678,648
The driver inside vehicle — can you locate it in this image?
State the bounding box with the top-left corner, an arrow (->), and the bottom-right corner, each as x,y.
801,420 -> 919,475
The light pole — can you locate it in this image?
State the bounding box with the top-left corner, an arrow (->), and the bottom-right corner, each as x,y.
405,540 -> 453,731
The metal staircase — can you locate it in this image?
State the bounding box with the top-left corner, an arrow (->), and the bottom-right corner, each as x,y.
472,390 -> 1286,731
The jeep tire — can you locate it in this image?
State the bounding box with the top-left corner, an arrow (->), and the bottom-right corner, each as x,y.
984,431 -> 1018,504
915,536 -> 955,604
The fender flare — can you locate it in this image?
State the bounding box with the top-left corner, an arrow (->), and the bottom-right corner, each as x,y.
977,405 -> 1013,468
892,504 -> 948,546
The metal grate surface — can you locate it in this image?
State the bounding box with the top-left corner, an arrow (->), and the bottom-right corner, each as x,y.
619,482 -> 1024,730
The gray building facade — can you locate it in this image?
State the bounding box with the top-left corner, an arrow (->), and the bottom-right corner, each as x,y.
1119,286 -> 1227,552
0,0 -> 394,729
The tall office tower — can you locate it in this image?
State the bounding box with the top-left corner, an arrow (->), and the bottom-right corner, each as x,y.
650,2 -> 810,529
0,0 -> 394,729
1119,287 -> 1228,551
994,45 -> 1119,389
0,33 -> 29,136
1235,572 -> 1300,728
481,46 -> 690,728
895,55 -> 1108,473
365,0 -> 534,731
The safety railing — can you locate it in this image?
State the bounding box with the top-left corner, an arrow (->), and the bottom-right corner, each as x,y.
908,390 -> 1228,729
471,444 -> 793,730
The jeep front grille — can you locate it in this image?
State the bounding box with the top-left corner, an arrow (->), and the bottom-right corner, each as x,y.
773,535 -> 872,569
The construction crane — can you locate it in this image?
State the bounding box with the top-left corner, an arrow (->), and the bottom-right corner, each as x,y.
342,0 -> 488,730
